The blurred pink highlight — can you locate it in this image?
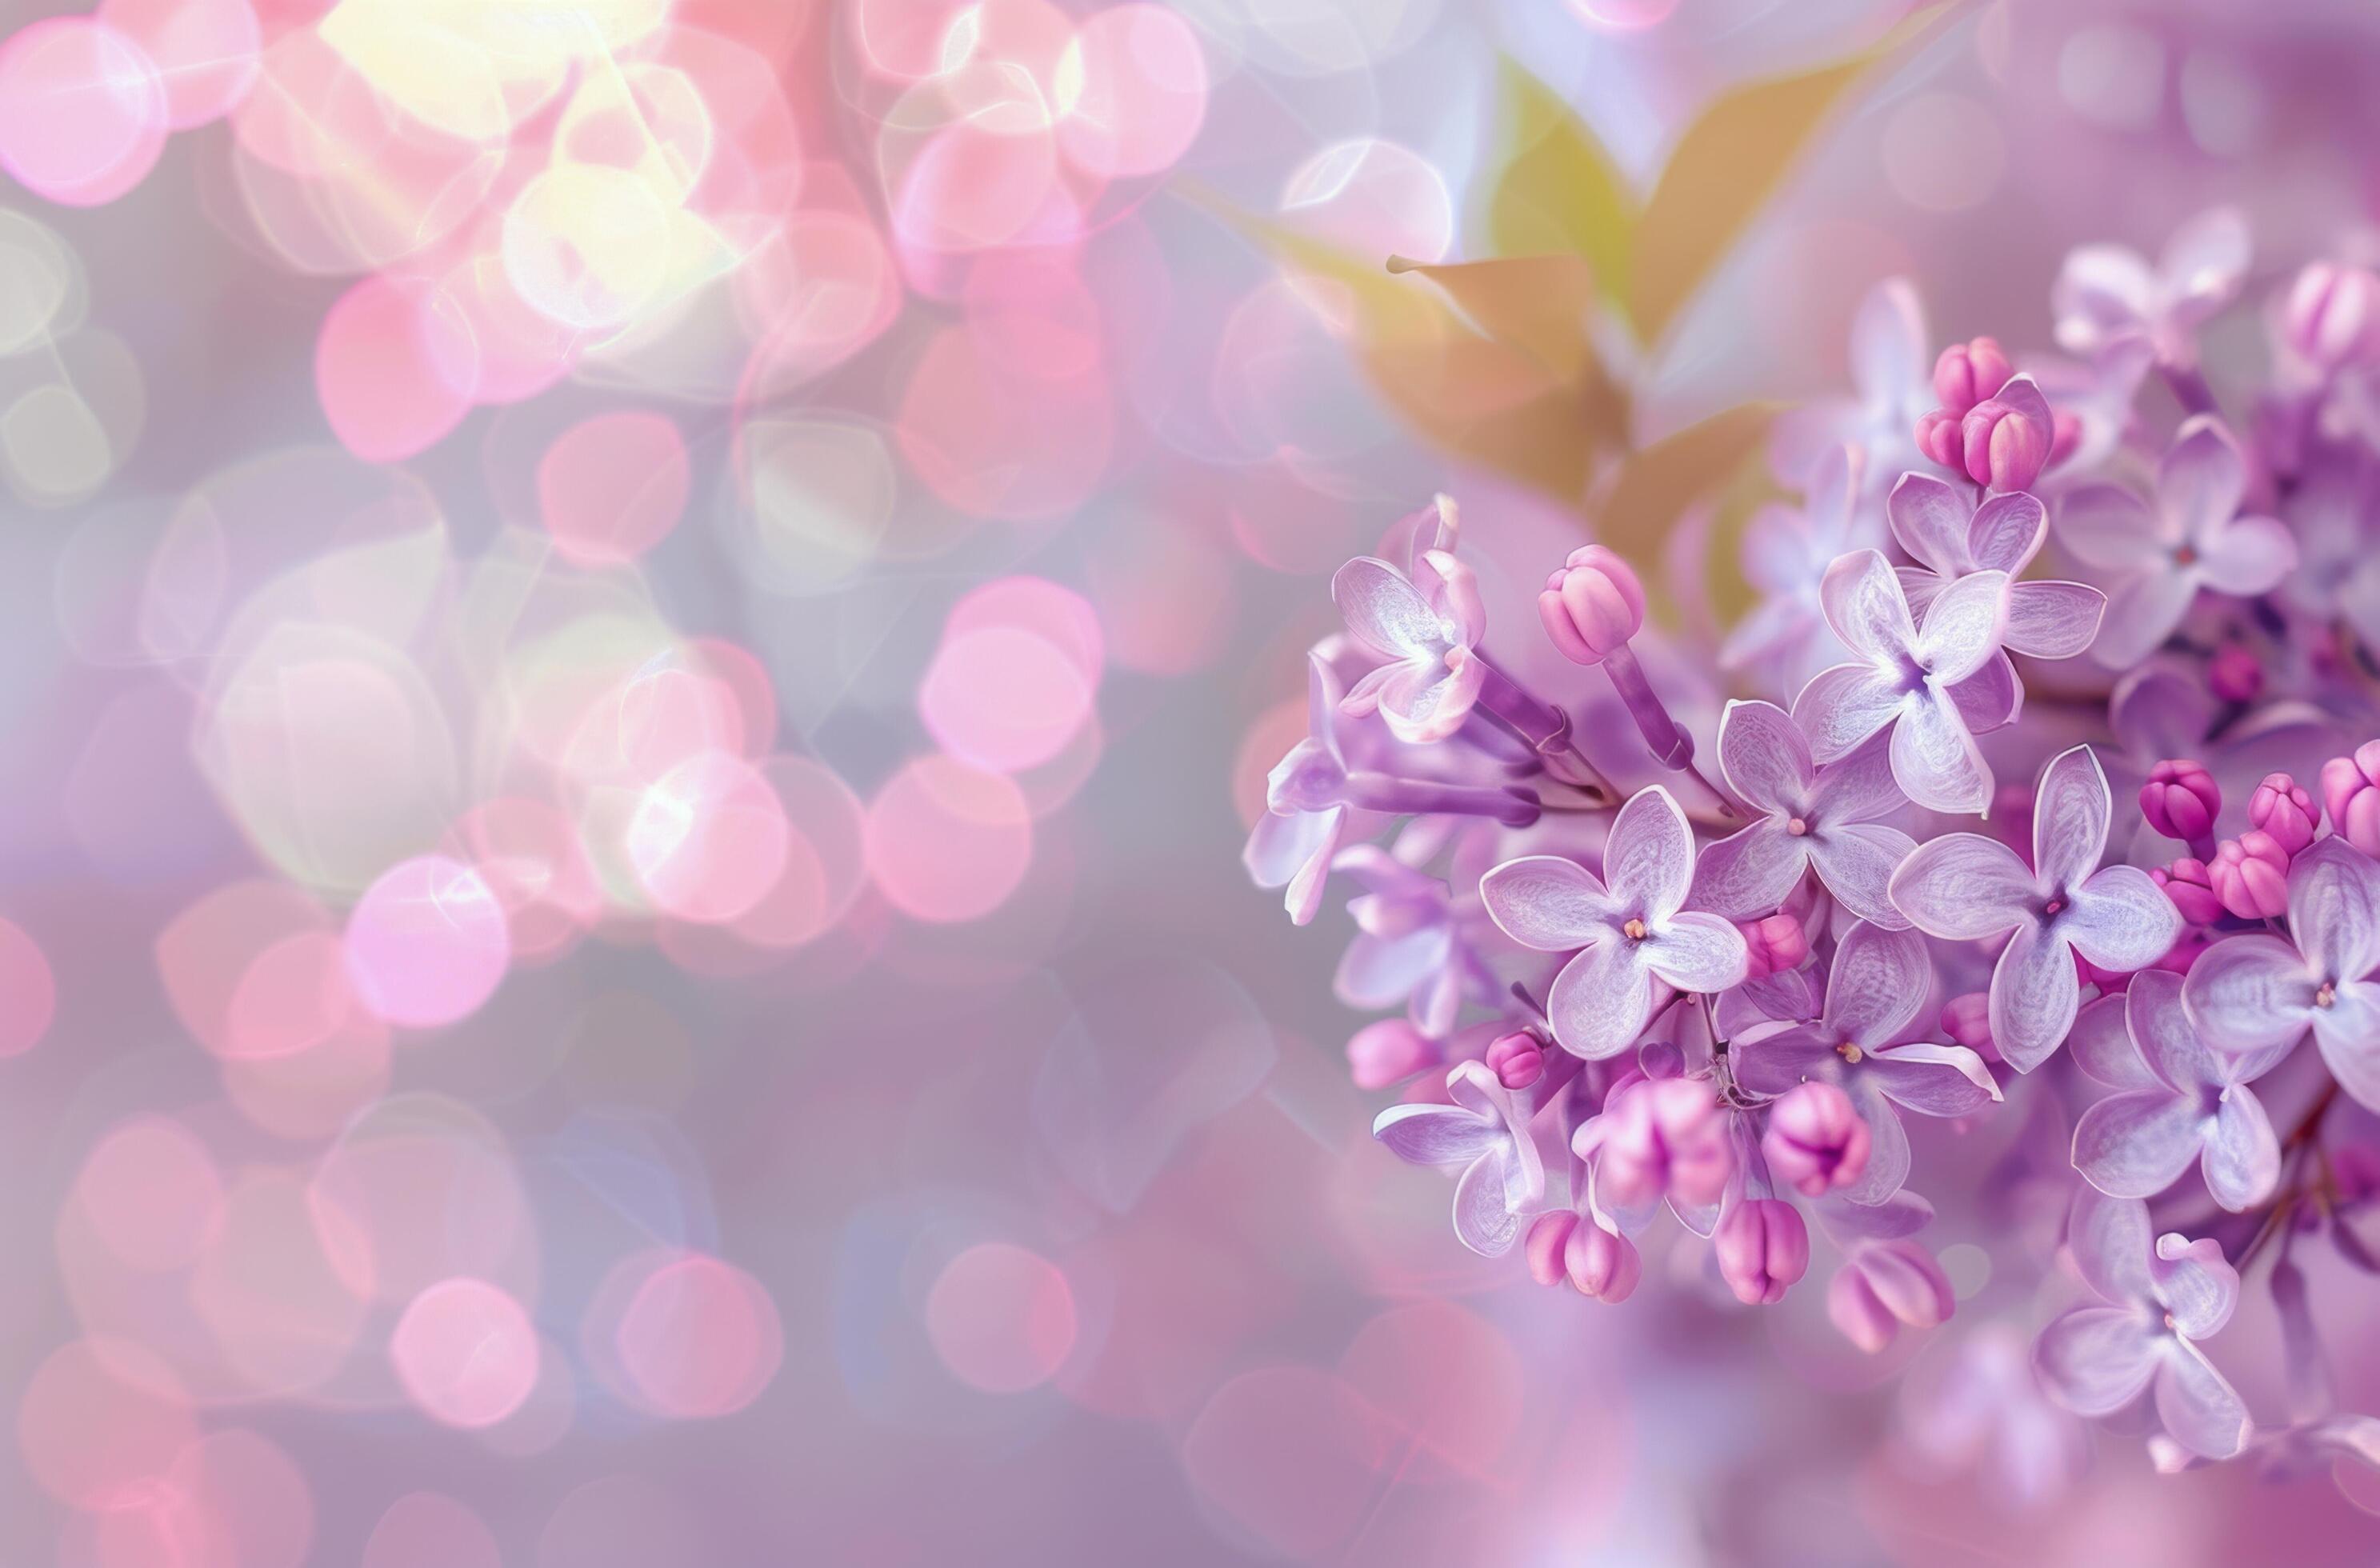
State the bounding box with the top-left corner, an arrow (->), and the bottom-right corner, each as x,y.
925,1241 -> 1078,1393
0,18 -> 167,207
864,755 -> 1034,922
390,1278 -> 542,1430
342,856 -> 511,1030
0,915 -> 55,1056
537,411 -> 691,566
362,1494 -> 502,1568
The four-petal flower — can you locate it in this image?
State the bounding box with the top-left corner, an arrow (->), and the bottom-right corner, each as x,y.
1732,921 -> 2002,1206
1333,548 -> 1488,743
1480,786 -> 1750,1059
1888,471 -> 2106,662
1691,699 -> 1914,928
2052,206 -> 2250,369
1890,745 -> 2182,1070
1370,1060 -> 1546,1257
2033,1185 -> 2249,1461
2069,970 -> 2285,1211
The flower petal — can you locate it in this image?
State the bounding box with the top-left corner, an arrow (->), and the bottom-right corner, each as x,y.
1914,569 -> 2008,684
1825,921 -> 1929,1048
2196,512 -> 2295,598
1807,821 -> 1917,930
1890,832 -> 2034,938
1821,549 -> 1918,663
1886,472 -> 1973,577
2311,978 -> 2380,1112
2032,745 -> 2111,894
2034,1306 -> 2160,1416
2091,566 -> 2199,668
1715,699 -> 1816,813
1605,786 -> 1695,925
2202,1088 -> 2279,1211
1373,1101 -> 1498,1166
2182,934 -> 2315,1055
2058,482 -> 2163,568
1450,1151 -> 1523,1257
1729,1025 -> 1835,1097
1690,817 -> 1808,919
2071,1090 -> 2202,1199
2123,970 -> 2210,1090
1378,654 -> 1483,743
1890,686 -> 1994,814
1480,855 -> 1615,952
2153,1340 -> 2249,1460
1990,921 -> 2081,1073
2068,990 -> 2158,1090
2152,1232 -> 2240,1338
2159,416 -> 2248,548
1546,939 -> 1658,1060
2064,866 -> 2184,974
2067,1184 -> 2156,1304
2054,242 -> 2156,356
1946,654 -> 2022,736
2287,837 -> 2380,984
2158,206 -> 2249,318
1282,807 -> 1349,926
1866,1042 -> 2001,1115
2002,579 -> 2107,659
1807,727 -> 1906,824
1332,556 -> 1443,661
1334,927 -> 1449,1010
1841,1086 -> 1911,1206
1966,490 -> 2048,574
1415,548 -> 1484,643
1642,910 -> 1750,994
1791,663 -> 1905,764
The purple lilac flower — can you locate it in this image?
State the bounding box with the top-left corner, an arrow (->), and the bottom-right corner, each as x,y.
1721,444 -> 1869,697
1770,278 -> 1933,497
2052,206 -> 2250,370
1890,745 -> 2182,1070
1479,786 -> 1750,1058
2033,1185 -> 2249,1461
2056,417 -> 2298,668
1886,473 -> 2106,661
2182,836 -> 2380,1107
1790,548 -> 2010,814
1333,548 -> 1489,744
2068,970 -> 2285,1211
2276,441 -> 2380,646
1691,700 -> 1914,928
1900,1324 -> 2090,1510
1330,845 -> 1495,1038
1733,921 -> 2002,1206
1370,1059 -> 1546,1258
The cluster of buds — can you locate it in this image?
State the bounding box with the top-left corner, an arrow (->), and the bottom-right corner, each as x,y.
2145,761 -> 2374,922
1912,336 -> 2056,492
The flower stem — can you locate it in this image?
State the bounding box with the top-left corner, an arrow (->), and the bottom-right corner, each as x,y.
1602,646 -> 1738,818
1471,654 -> 1614,805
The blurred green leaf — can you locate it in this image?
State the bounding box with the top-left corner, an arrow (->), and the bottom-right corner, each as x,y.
1628,2 -> 1969,346
1485,60 -> 1638,320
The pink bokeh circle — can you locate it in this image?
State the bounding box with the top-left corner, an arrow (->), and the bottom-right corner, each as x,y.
96,0 -> 260,129
862,756 -> 1033,922
390,1278 -> 542,1430
343,855 -> 511,1030
925,1242 -> 1078,1393
611,1254 -> 783,1418
0,914 -> 56,1055
362,1493 -> 502,1568
1058,4 -> 1210,180
0,18 -> 168,207
536,410 -> 690,566
314,275 -> 480,464
918,624 -> 1096,774
73,1117 -> 224,1273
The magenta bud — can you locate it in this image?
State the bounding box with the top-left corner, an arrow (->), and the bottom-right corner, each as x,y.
2209,642 -> 2264,704
1485,1030 -> 1545,1091
1939,991 -> 1993,1057
1599,1077 -> 1730,1211
2321,742 -> 2380,857
1762,1082 -> 1871,1198
1828,1240 -> 1954,1353
1914,408 -> 1962,470
2210,832 -> 2291,920
2154,858 -> 2225,926
1715,1198 -> 1810,1306
1538,545 -> 1644,666
1565,1218 -> 1642,1304
1738,912 -> 1807,981
1525,1210 -> 1578,1288
1932,336 -> 2013,415
2139,758 -> 2221,846
2283,262 -> 2380,370
1958,397 -> 2050,493
2249,771 -> 2319,856
1346,1018 -> 1437,1090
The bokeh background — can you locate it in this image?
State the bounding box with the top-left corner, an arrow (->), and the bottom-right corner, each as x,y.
1,0 -> 2378,1562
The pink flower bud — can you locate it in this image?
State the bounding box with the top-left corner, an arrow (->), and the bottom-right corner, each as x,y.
1914,408 -> 1962,470
1485,1030 -> 1544,1090
1762,1082 -> 1871,1198
1525,1210 -> 1578,1288
1346,1019 -> 1437,1090
1827,1240 -> 1954,1353
1738,913 -> 1807,980
1715,1198 -> 1809,1306
2139,758 -> 2220,846
2209,642 -> 2263,704
2249,771 -> 2319,856
1538,545 -> 1644,666
1939,991 -> 1993,1057
2321,742 -> 2380,857
2210,831 -> 2291,920
1958,396 -> 2050,493
1598,1077 -> 1730,1211
2283,262 -> 2380,371
1932,336 -> 2013,414
1565,1218 -> 1642,1304
2154,858 -> 2225,926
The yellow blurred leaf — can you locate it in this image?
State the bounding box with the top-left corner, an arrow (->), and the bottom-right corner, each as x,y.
1628,2 -> 1970,346
1484,60 -> 1638,318
1594,402 -> 1780,621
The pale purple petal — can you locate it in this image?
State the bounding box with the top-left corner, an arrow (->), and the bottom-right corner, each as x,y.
2151,1233 -> 2239,1337
2092,568 -> 2199,668
1546,939 -> 1658,1060
1604,786 -> 1696,924
2068,991 -> 2158,1090
1414,548 -> 1484,643
1335,927 -> 1450,1010
2067,1185 -> 2156,1303
1946,654 -> 2022,735
1890,832 -> 2034,938
1373,1101 -> 1498,1166
1450,1151 -> 1523,1257
1373,651 -> 1483,744
2058,482 -> 2163,567
2053,243 -> 2156,358
1914,569 -> 2008,684
2195,513 -> 2295,598
2122,972 -> 2210,1089
2159,417 -> 2247,546
1730,1024 -> 1835,1097
2182,934 -> 2315,1054
2110,662 -> 2218,763
1825,921 -> 1929,1049
1966,490 -> 2048,574
1807,822 -> 1917,930
1791,663 -> 1905,764
1806,730 -> 1907,823
1842,1083 -> 1911,1206
1641,910 -> 1750,994
1338,662 -> 1398,719
1691,818 -> 1807,918
1886,472 -> 1973,577
2287,837 -> 2380,982
1865,1043 -> 2002,1115
2202,1090 -> 2280,1211
1889,686 -> 1994,815
2035,1306 -> 2160,1416
1245,806 -> 1330,890
1715,699 -> 1815,812
1821,550 -> 1918,663
2154,1341 -> 2249,1460
1282,807 -> 1349,926
1990,921 -> 2082,1073
2310,979 -> 2380,1111
2158,206 -> 2250,321
2071,1091 -> 2202,1199
1479,855 -> 1616,952
2032,744 -> 2110,892
2002,580 -> 2107,660
1332,556 -> 1442,658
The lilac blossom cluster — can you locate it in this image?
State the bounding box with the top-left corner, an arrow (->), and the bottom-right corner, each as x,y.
1243,209 -> 2380,1494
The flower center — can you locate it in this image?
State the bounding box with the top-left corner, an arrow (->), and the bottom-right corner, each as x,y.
1836,1040 -> 1863,1064
2162,1310 -> 2178,1332
1786,817 -> 1809,837
2042,896 -> 2066,918
2318,981 -> 2337,1010
2174,544 -> 2198,568
1623,918 -> 1649,941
